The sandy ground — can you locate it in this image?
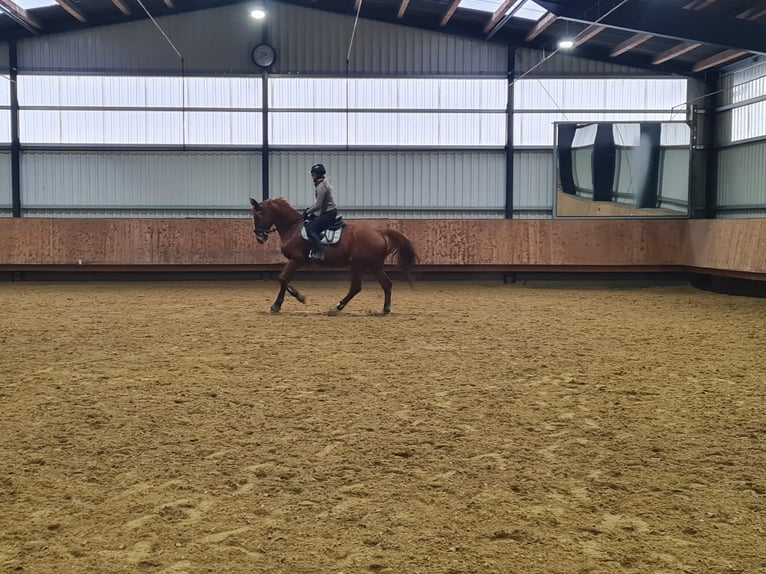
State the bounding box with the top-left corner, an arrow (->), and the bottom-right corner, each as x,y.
1,279 -> 765,574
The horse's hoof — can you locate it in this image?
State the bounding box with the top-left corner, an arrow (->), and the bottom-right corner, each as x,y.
297,295 -> 306,304
327,308 -> 339,316
270,305 -> 281,314
383,305 -> 391,314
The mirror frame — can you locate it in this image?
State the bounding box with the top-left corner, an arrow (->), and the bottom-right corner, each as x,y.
552,120 -> 693,220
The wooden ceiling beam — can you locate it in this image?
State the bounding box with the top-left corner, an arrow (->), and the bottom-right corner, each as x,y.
440,0 -> 460,26
483,0 -> 515,34
652,41 -> 701,65
683,0 -> 718,10
112,0 -> 130,16
573,24 -> 606,48
525,11 -> 556,41
737,4 -> 766,20
397,0 -> 409,19
55,0 -> 86,22
610,33 -> 652,57
693,49 -> 748,72
0,0 -> 42,30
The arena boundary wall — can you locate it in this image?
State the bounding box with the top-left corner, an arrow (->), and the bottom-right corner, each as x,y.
1,219 -> 765,291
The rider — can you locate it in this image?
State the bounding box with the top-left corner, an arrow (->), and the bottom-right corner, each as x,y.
303,163 -> 338,261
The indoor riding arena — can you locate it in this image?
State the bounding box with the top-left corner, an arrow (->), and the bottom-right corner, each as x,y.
1,2 -> 765,574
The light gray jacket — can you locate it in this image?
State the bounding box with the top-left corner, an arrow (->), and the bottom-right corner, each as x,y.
305,177 -> 337,215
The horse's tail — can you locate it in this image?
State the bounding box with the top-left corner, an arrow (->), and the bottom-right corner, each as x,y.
382,229 -> 417,286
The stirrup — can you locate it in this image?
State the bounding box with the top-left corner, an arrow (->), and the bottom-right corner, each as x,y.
309,249 -> 325,261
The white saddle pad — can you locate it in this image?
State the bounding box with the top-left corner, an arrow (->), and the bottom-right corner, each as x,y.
300,226 -> 343,245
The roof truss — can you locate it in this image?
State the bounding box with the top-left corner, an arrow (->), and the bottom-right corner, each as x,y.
540,0 -> 766,55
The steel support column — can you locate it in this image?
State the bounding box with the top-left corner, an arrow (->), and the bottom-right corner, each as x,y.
261,68 -> 269,201
505,46 -> 516,219
9,42 -> 20,218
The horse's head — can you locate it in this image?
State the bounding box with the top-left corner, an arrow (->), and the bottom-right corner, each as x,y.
250,197 -> 302,243
250,198 -> 273,244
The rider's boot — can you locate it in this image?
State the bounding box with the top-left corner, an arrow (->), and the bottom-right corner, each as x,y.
306,228 -> 325,260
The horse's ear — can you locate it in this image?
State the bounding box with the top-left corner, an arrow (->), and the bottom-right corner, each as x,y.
250,197 -> 260,209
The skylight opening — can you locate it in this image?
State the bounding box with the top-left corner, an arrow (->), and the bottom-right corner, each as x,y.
513,0 -> 547,21
11,0 -> 57,9
458,0 -> 546,22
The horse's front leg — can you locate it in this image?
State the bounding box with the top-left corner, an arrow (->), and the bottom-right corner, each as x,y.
271,259 -> 302,313
333,268 -> 363,314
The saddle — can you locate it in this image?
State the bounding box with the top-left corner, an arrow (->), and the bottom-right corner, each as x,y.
300,216 -> 345,245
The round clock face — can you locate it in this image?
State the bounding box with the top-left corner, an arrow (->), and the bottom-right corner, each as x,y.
252,43 -> 276,68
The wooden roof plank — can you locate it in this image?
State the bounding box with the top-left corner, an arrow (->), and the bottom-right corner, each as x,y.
483,0 -> 515,34
693,49 -> 748,72
652,41 -> 702,65
397,0 -> 409,19
525,11 -> 557,41
112,0 -> 130,16
573,24 -> 606,48
55,0 -> 86,23
610,33 -> 653,57
440,0 -> 460,26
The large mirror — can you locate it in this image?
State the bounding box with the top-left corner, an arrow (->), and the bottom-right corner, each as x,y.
554,121 -> 691,217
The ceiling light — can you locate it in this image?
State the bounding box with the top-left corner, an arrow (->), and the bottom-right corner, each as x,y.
558,39 -> 574,50
250,8 -> 266,19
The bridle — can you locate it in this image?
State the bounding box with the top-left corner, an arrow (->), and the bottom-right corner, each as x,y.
252,211 -> 275,244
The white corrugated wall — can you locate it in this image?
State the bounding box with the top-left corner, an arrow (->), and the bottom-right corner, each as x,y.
717,141 -> 766,218
270,151 -> 505,219
513,151 -> 553,213
21,151 -> 262,216
0,151 -> 11,215
717,60 -> 766,218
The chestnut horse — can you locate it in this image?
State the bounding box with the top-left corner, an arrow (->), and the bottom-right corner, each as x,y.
250,198 -> 417,314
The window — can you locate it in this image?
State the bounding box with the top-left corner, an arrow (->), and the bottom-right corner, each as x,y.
269,78 -> 507,147
17,75 -> 263,145
0,75 -> 9,143
514,78 -> 688,146
725,62 -> 766,142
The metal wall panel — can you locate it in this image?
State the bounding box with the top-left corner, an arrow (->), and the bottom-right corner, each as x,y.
0,151 -> 11,209
270,151 -> 505,214
720,60 -> 766,107
0,43 -> 8,72
515,48 -> 658,77
513,150 -> 553,210
658,149 -> 690,211
717,141 -> 766,216
20,151 -> 262,212
18,7 -> 253,73
17,3 -> 505,76
717,210 -> 766,219
513,210 -> 553,219
340,209 -> 504,220
20,209 -> 247,219
272,3 -> 506,76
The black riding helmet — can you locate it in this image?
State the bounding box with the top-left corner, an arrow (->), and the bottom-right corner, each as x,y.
310,163 -> 326,177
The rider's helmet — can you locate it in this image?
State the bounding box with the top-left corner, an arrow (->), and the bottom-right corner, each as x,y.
310,163 -> 326,177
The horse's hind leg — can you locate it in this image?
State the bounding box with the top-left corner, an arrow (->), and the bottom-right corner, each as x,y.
271,259 -> 302,313
374,269 -> 392,314
286,284 -> 306,304
335,268 -> 363,313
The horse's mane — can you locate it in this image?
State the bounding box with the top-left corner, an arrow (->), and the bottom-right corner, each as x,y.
266,197 -> 298,213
